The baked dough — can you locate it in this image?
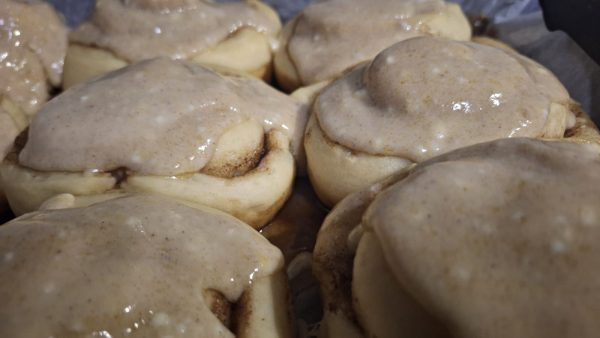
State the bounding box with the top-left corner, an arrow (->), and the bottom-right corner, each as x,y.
315,138 -> 600,338
0,0 -> 68,214
0,194 -> 293,338
63,0 -> 281,88
0,0 -> 67,118
305,36 -> 594,206
0,109 -> 19,214
274,0 -> 471,91
1,59 -> 308,228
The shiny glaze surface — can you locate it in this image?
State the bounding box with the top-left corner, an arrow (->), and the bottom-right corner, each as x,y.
366,139 -> 600,337
0,194 -> 283,337
287,0 -> 470,84
70,0 -> 278,62
315,37 -> 572,161
20,58 -> 306,175
0,0 -> 67,116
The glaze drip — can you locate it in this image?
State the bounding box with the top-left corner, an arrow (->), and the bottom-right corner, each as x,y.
316,37 -> 571,161
20,58 -> 306,175
70,0 -> 279,62
0,0 -> 67,116
0,194 -> 283,337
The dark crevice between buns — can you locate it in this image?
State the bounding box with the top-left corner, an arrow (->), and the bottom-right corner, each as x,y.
469,15 -> 494,36
230,286 -> 254,338
109,167 -> 129,188
10,128 -> 28,159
